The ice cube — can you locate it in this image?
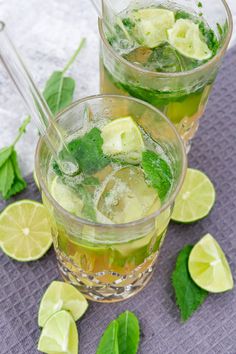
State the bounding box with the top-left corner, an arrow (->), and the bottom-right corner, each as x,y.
97,166 -> 160,223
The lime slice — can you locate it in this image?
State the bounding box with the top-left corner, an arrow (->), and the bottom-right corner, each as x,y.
171,168 -> 216,223
101,116 -> 145,164
51,177 -> 83,215
189,234 -> 234,293
133,8 -> 175,48
0,200 -> 52,261
37,310 -> 78,354
168,19 -> 212,60
38,281 -> 88,327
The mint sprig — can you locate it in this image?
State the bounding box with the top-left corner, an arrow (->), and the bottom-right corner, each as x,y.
0,116 -> 30,199
43,38 -> 86,116
96,311 -> 140,354
142,150 -> 173,201
172,245 -> 208,321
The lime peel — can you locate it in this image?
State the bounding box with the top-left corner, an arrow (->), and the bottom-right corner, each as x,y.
189,234 -> 234,293
171,168 -> 216,223
0,200 -> 52,261
38,280 -> 88,327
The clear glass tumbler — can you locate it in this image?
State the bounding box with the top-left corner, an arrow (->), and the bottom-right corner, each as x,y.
99,0 -> 233,148
35,95 -> 187,302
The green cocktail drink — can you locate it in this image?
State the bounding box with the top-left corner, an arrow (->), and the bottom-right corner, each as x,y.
99,0 -> 232,147
36,95 -> 186,302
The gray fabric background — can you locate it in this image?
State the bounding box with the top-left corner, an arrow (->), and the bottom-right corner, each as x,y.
1,48 -> 236,354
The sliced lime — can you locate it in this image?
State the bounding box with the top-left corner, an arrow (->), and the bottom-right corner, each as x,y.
189,234 -> 234,293
133,8 -> 175,48
37,310 -> 78,354
101,116 -> 145,164
171,168 -> 216,223
168,19 -> 212,60
0,200 -> 52,261
51,176 -> 83,215
38,281 -> 88,327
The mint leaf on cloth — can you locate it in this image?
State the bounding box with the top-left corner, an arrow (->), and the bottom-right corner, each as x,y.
5,150 -> 27,199
0,117 -> 30,200
0,158 -> 14,198
96,320 -> 119,354
117,311 -> 140,354
66,127 -> 110,175
172,245 -> 208,321
142,150 -> 173,201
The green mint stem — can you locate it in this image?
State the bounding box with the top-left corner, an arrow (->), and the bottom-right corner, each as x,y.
62,38 -> 86,75
12,116 -> 31,147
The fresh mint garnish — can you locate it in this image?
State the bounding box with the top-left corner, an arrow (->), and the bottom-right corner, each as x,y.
76,184 -> 97,222
117,311 -> 140,354
43,38 -> 86,115
0,116 -> 30,200
96,311 -> 140,354
199,22 -> 219,56
96,320 -> 119,354
172,245 -> 208,321
141,150 -> 172,201
58,127 -> 110,176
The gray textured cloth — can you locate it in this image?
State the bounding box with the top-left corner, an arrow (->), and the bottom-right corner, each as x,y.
1,48 -> 236,354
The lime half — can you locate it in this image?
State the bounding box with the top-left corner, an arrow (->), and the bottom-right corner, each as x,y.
51,177 -> 83,215
0,200 -> 52,261
133,8 -> 175,48
38,281 -> 88,327
189,234 -> 234,293
101,116 -> 145,164
38,310 -> 78,354
168,19 -> 212,60
171,169 -> 216,223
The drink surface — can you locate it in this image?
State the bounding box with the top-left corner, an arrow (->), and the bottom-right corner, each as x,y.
48,116 -> 173,225
107,5 -> 222,72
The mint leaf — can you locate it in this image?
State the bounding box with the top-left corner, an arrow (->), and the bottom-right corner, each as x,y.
43,39 -> 86,116
0,158 -> 14,198
43,72 -> 75,115
117,311 -> 140,354
82,176 -> 100,186
0,146 -> 13,168
76,184 -> 96,222
141,150 -> 172,201
67,128 -> 110,175
5,150 -> 27,199
96,320 -> 119,354
172,245 -> 208,321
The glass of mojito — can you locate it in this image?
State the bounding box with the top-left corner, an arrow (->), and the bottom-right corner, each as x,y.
99,0 -> 233,148
35,95 -> 186,302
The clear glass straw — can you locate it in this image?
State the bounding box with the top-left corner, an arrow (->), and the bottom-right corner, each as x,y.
0,21 -> 79,176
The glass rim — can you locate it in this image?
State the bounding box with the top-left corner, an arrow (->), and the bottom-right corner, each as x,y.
98,0 -> 233,78
35,94 -> 187,229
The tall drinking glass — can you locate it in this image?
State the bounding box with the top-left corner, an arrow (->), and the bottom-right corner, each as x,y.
99,0 -> 233,148
35,95 -> 187,302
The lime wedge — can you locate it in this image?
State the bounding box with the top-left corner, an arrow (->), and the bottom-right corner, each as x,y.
189,234 -> 234,293
133,8 -> 175,48
171,168 -> 216,223
101,116 -> 145,164
37,310 -> 78,354
51,177 -> 83,215
0,200 -> 52,261
38,281 -> 88,327
168,19 -> 212,60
